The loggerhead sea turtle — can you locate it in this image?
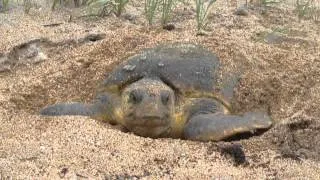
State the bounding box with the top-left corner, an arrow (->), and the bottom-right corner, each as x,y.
40,43 -> 272,141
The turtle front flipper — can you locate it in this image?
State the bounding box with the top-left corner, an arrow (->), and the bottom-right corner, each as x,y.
183,112 -> 273,141
40,94 -> 117,120
40,102 -> 95,116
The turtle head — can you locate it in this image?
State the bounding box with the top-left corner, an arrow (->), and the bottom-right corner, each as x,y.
119,78 -> 175,138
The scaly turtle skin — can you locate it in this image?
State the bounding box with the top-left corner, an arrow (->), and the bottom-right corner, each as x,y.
41,43 -> 272,141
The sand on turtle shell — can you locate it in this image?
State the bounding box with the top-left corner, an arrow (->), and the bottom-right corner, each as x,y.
0,0 -> 320,179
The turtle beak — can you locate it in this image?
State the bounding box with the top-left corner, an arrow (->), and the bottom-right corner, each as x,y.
133,98 -> 170,127
124,97 -> 172,138
128,96 -> 170,127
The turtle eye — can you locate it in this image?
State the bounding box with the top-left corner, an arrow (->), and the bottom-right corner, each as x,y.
161,91 -> 170,105
129,89 -> 143,104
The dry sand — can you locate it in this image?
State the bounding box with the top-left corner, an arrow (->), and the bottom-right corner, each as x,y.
0,0 -> 320,179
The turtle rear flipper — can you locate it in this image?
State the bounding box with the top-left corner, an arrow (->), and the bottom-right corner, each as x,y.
184,112 -> 272,141
40,103 -> 95,116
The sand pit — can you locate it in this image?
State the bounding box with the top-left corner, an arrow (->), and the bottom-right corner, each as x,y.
1,0 -> 319,179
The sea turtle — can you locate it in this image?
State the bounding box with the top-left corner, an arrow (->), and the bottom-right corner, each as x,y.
40,43 -> 272,141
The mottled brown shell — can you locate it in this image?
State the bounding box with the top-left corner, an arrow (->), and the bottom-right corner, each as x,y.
102,43 -> 239,110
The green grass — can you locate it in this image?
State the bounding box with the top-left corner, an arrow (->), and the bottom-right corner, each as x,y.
114,0 -> 129,17
245,0 -> 282,8
295,0 -> 320,22
1,0 -> 10,12
87,0 -> 129,17
195,0 -> 216,34
87,0 -> 111,16
23,0 -> 32,13
145,0 -> 160,25
260,0 -> 282,6
160,0 -> 178,26
51,0 -> 88,10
